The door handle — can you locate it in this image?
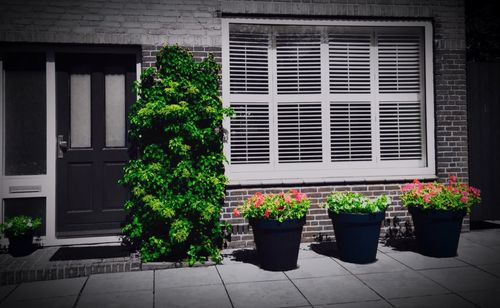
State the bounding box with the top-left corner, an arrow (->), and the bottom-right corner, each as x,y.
57,135 -> 68,158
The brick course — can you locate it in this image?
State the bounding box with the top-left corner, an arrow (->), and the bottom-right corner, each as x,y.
0,0 -> 468,247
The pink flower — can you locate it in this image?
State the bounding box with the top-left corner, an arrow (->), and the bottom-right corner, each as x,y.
291,189 -> 304,202
264,209 -> 271,218
423,194 -> 431,204
284,194 -> 292,204
460,195 -> 468,203
253,192 -> 264,208
233,208 -> 240,217
400,183 -> 414,192
449,175 -> 457,184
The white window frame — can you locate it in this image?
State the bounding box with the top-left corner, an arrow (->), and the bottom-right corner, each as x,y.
222,18 -> 435,185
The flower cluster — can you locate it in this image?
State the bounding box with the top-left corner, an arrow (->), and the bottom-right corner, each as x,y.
234,190 -> 310,222
323,192 -> 390,214
0,215 -> 42,237
400,176 -> 481,212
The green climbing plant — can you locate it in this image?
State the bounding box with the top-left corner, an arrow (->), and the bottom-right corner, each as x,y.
120,45 -> 233,264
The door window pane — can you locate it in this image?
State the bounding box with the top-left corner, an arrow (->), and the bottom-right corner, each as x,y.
105,74 -> 126,147
70,74 -> 91,148
3,53 -> 46,175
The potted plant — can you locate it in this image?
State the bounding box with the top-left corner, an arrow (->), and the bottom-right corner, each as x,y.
1,215 -> 42,256
233,190 -> 310,271
400,176 -> 481,257
322,192 -> 390,264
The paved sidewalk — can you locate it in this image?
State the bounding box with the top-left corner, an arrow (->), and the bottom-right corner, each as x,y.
0,229 -> 499,307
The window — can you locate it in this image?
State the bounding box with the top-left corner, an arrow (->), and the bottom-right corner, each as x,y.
222,20 -> 435,184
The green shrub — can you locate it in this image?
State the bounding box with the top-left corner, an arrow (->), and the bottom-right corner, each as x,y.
323,192 -> 390,214
120,45 -> 233,264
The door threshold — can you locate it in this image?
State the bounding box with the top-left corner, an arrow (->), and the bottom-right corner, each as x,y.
56,229 -> 122,238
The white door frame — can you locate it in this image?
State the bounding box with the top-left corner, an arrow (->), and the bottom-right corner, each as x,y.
0,46 -> 141,246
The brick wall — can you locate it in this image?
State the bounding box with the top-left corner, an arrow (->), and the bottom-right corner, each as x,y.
0,0 -> 468,246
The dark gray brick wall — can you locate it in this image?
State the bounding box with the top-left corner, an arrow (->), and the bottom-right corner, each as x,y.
0,0 -> 468,246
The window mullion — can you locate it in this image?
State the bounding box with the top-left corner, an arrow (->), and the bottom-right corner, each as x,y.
269,28 -> 278,171
371,29 -> 381,165
320,29 -> 331,165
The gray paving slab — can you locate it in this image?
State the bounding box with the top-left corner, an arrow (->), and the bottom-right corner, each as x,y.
155,265 -> 222,289
226,279 -> 309,308
419,266 -> 500,292
378,244 -> 399,254
0,285 -> 16,301
459,288 -> 500,308
1,295 -> 77,308
156,284 -> 232,308
478,263 -> 500,278
357,270 -> 448,299
216,262 -> 287,284
220,248 -> 259,265
456,244 -> 500,265
388,294 -> 475,308
457,237 -> 480,248
285,257 -> 349,279
76,289 -> 153,308
298,247 -> 329,259
315,299 -> 391,308
335,253 -> 408,275
461,230 -> 500,247
386,251 -> 467,270
82,270 -> 153,295
5,277 -> 86,301
293,275 -> 380,306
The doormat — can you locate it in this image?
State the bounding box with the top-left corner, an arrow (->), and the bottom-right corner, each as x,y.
50,246 -> 131,261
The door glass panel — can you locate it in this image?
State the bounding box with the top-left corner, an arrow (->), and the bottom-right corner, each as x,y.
3,53 -> 46,175
70,74 -> 91,148
105,74 -> 126,147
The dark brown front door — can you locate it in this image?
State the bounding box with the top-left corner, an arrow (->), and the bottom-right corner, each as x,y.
56,53 -> 136,236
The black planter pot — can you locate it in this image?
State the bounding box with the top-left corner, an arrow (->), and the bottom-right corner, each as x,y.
329,211 -> 385,264
249,217 -> 305,271
8,232 -> 35,257
409,206 -> 466,257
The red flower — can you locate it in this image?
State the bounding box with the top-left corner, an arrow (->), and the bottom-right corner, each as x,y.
423,194 -> 431,204
264,209 -> 271,218
233,208 -> 240,217
449,175 -> 457,184
284,194 -> 292,204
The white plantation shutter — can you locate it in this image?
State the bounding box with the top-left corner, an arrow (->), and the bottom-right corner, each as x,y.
378,35 -> 421,93
276,33 -> 321,94
330,101 -> 372,161
230,103 -> 270,164
377,33 -> 424,161
278,102 -> 323,163
225,21 -> 433,182
379,101 -> 422,160
329,34 -> 371,93
229,31 -> 269,94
